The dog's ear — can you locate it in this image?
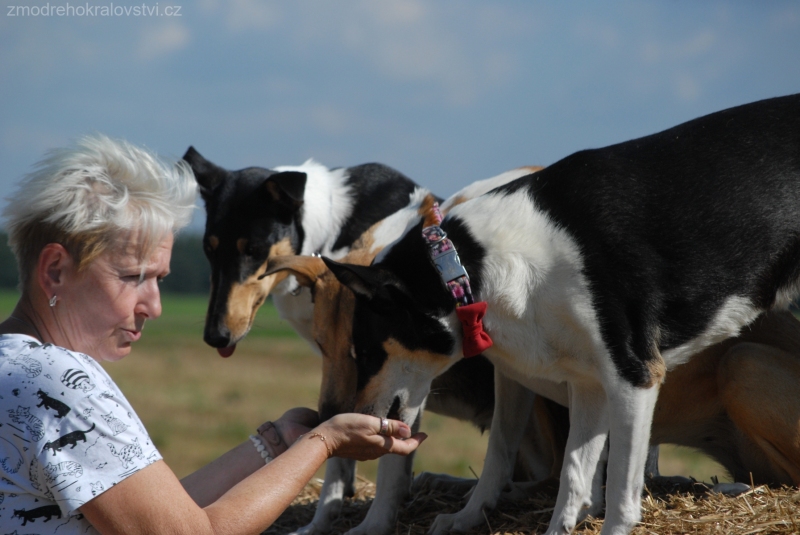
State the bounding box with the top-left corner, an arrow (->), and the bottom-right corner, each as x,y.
260,255 -> 326,288
182,147 -> 228,198
265,171 -> 307,209
323,258 -> 394,302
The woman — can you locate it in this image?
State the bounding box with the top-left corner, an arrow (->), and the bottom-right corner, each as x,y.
0,135 -> 425,534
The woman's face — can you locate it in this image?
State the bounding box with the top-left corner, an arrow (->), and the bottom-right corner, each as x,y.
58,233 -> 173,362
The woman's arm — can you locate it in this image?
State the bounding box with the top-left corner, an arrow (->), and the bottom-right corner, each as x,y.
181,408 -> 319,507
80,414 -> 424,535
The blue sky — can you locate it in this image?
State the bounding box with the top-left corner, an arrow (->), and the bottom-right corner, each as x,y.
2,1 -> 799,232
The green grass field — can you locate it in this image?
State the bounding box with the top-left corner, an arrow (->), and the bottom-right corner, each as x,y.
0,290 -> 729,483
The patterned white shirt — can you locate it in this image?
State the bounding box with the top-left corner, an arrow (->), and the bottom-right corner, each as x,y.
0,334 -> 161,533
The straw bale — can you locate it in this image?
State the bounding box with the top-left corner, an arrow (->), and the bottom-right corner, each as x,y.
265,476 -> 800,535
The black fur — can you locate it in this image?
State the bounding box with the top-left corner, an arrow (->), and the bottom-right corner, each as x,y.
331,163 -> 426,251
494,93 -> 800,385
182,148 -> 427,348
426,355 -> 496,431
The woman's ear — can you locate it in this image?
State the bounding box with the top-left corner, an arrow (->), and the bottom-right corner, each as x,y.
37,243 -> 74,299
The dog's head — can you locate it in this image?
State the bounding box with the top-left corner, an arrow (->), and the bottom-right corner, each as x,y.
183,147 -> 308,356
324,217 -> 471,426
260,253 -> 360,421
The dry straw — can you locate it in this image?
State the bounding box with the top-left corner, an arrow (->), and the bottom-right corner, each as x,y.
265,476 -> 800,534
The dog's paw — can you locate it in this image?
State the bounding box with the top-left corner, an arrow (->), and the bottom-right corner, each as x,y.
711,482 -> 750,496
413,471 -> 478,495
289,521 -> 328,535
498,482 -> 529,503
344,519 -> 393,535
428,510 -> 484,535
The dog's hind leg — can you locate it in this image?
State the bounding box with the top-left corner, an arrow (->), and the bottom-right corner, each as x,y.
545,383 -> 609,535
291,457 -> 356,535
429,371 -> 535,535
600,381 -> 660,535
345,413 -> 420,535
719,342 -> 800,485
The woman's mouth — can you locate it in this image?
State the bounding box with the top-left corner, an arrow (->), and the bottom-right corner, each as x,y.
123,329 -> 142,342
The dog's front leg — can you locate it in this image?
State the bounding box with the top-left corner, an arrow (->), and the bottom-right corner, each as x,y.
601,381 -> 660,535
429,372 -> 535,535
344,412 -> 420,535
291,457 -> 356,535
545,383 -> 609,535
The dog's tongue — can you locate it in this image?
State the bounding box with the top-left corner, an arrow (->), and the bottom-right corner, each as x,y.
217,345 -> 236,358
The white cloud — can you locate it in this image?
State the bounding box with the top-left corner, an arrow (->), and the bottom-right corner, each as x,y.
318,1 -> 520,106
640,30 -> 716,64
137,22 -> 190,61
674,73 -> 701,101
769,5 -> 800,32
574,19 -> 621,50
207,1 -> 521,107
310,105 -> 350,135
225,0 -> 283,31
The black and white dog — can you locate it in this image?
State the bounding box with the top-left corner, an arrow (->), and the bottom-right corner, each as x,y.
325,93 -> 800,535
182,148 -> 420,356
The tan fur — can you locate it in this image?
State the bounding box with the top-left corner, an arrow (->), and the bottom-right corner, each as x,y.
445,195 -> 469,210
208,235 -> 219,251
221,238 -> 294,340
420,194 -> 441,227
314,270 -> 359,415
236,238 -> 248,254
520,165 -> 545,174
644,354 -> 666,388
262,255 -> 327,288
651,310 -> 800,484
262,245 -> 376,416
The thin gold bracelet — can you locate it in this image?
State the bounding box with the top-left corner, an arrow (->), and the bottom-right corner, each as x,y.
307,432 -> 332,458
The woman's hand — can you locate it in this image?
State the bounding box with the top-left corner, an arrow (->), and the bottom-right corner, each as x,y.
312,413 -> 427,461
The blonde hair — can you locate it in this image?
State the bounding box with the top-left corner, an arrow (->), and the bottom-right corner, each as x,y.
3,134 -> 197,289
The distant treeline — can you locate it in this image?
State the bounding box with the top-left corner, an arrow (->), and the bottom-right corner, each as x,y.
0,232 -> 211,294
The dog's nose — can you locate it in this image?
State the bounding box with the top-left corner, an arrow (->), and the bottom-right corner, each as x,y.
204,329 -> 231,348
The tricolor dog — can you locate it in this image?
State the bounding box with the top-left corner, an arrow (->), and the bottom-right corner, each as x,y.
182,147 -> 420,356
325,94 -> 800,535
263,167 -> 551,535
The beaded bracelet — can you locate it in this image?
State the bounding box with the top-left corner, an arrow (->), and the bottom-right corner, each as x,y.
249,434 -> 274,464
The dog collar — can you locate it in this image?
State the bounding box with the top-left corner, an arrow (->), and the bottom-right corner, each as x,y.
422,203 -> 492,358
